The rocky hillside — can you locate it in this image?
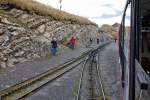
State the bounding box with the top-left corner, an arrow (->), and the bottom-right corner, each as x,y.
0,0 -> 99,68
100,23 -> 120,39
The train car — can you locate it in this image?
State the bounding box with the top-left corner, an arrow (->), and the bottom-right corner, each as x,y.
118,0 -> 150,100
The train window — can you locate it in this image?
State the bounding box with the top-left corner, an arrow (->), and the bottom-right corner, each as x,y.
141,0 -> 150,72
148,35 -> 150,52
124,4 -> 131,60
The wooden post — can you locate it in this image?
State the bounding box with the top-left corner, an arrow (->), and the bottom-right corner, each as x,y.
59,0 -> 62,11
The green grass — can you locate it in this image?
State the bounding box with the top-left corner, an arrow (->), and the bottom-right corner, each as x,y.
0,9 -> 5,14
0,0 -> 97,26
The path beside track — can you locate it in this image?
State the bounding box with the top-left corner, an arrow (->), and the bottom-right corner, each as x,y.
0,47 -> 91,91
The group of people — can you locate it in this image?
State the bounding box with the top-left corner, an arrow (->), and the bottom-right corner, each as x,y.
50,36 -> 77,56
89,38 -> 100,44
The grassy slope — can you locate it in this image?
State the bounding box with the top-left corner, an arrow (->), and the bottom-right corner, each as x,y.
0,0 -> 97,26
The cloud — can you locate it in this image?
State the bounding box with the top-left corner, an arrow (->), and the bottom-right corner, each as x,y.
101,4 -> 114,7
89,16 -> 122,26
103,9 -> 123,18
35,0 -> 126,25
126,16 -> 130,20
113,8 -> 123,14
100,13 -> 120,18
92,8 -> 123,19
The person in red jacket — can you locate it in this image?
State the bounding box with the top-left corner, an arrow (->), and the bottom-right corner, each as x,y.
69,36 -> 76,49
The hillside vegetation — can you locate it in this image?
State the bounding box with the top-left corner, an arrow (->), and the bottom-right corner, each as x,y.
0,0 -> 96,25
100,23 -> 120,39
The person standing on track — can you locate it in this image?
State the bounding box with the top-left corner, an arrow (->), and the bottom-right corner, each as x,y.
51,37 -> 58,56
97,38 -> 99,44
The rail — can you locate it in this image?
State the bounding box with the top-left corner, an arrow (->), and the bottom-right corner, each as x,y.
96,52 -> 106,100
0,41 -> 111,99
76,56 -> 89,100
0,51 -> 89,99
76,42 -> 109,100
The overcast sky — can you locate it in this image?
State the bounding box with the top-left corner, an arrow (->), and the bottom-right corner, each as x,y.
35,0 -> 127,26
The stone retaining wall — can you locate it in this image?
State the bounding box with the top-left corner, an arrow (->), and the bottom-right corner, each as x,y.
0,8 -> 99,68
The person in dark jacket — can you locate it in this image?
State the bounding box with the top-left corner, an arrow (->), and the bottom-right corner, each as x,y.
97,38 -> 99,44
51,38 -> 58,56
90,38 -> 92,44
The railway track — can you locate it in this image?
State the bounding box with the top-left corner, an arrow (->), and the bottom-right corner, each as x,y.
96,52 -> 106,100
76,50 -> 108,100
0,51 -> 91,100
0,42 -> 110,100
